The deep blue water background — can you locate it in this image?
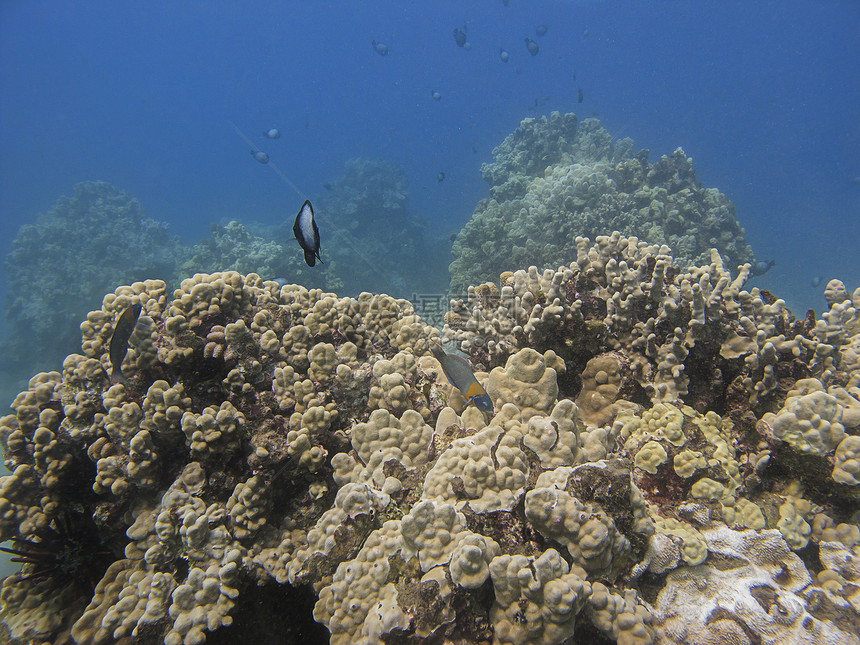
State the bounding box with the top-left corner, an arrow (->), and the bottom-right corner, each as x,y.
0,0 -> 857,583
2,0 -> 858,304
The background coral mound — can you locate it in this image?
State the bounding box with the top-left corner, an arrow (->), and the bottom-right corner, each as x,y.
1,239 -> 859,644
3,181 -> 184,384
314,157 -> 449,297
450,112 -> 755,294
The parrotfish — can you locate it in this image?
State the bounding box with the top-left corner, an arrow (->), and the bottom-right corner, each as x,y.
430,343 -> 493,414
109,304 -> 142,384
293,200 -> 322,267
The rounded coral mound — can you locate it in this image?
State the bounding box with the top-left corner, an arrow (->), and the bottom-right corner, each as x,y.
450,112 -> 755,294
1,235 -> 859,644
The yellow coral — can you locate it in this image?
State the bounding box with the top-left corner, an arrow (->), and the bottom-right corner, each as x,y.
635,441 -> 667,474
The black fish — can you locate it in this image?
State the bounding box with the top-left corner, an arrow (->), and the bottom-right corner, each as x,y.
578,87 -> 584,103
453,27 -> 467,47
109,304 -> 142,384
525,37 -> 539,56
293,200 -> 322,267
437,172 -> 446,182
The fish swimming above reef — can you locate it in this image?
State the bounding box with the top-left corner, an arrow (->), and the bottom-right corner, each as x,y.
750,259 -> 775,277
293,200 -> 322,267
535,24 -> 548,36
525,37 -> 539,56
263,128 -> 280,139
430,342 -> 494,413
372,40 -> 389,56
499,47 -> 510,62
431,89 -> 442,101
578,87 -> 584,103
437,171 -> 445,182
109,303 -> 141,384
251,150 -> 269,164
453,26 -> 467,48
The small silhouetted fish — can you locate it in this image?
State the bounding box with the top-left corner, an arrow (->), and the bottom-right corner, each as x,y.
323,182 -> 334,191
437,172 -> 445,182
431,90 -> 442,101
500,47 -> 509,62
372,40 -> 388,56
578,87 -> 584,103
293,200 -> 322,267
536,24 -> 548,36
453,27 -> 467,47
811,276 -> 823,288
263,128 -> 280,139
525,37 -> 539,55
750,259 -> 775,276
430,343 -> 494,413
449,234 -> 457,242
251,150 -> 269,164
110,304 -> 142,384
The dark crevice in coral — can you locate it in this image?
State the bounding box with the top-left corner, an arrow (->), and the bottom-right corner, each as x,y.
795,541 -> 823,577
207,581 -> 330,645
570,618 -> 616,644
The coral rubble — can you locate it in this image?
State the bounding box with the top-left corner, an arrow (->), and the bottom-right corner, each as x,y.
1,234 -> 859,643
450,112 -> 755,294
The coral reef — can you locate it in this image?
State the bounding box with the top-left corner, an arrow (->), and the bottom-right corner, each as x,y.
1,234 -> 859,644
3,181 -> 184,387
315,158 -> 449,297
450,112 -> 755,294
182,220 -> 344,294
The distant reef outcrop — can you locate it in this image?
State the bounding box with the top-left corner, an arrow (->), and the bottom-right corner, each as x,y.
3,181 -> 184,380
449,112 -> 755,294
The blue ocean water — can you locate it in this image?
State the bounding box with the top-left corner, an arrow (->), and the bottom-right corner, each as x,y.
2,0 -> 858,293
0,0 -> 857,580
